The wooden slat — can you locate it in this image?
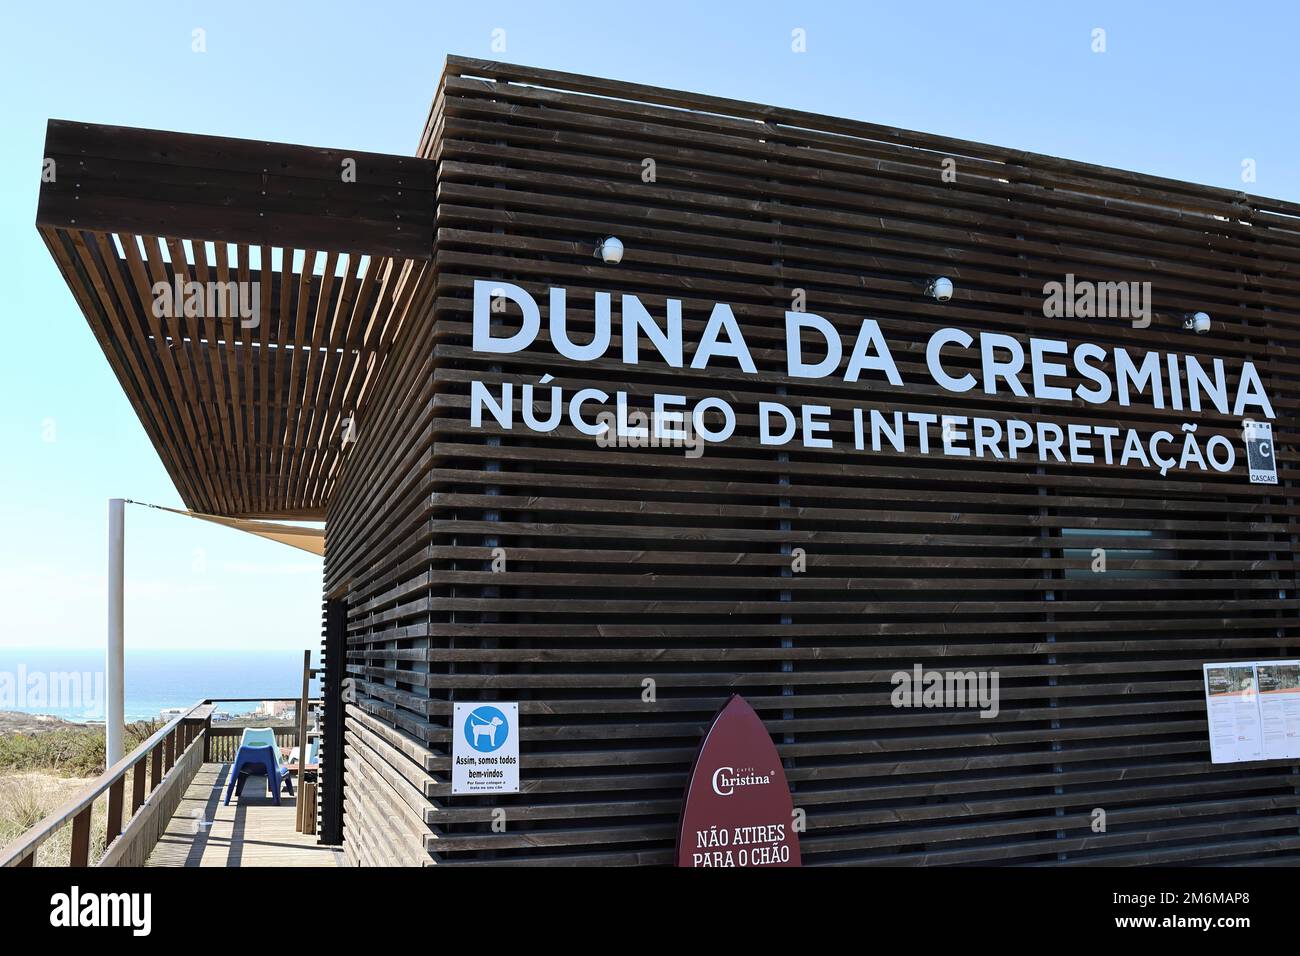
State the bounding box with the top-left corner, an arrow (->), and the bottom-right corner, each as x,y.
105,777 -> 124,845
68,807 -> 91,867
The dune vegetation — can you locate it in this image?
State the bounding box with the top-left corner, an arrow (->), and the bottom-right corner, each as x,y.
0,718 -> 161,864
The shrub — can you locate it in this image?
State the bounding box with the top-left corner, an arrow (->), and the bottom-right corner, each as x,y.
0,719 -> 166,776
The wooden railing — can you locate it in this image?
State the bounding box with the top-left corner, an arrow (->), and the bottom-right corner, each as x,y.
205,727 -> 299,762
0,702 -> 209,867
200,696 -> 318,762
0,697 -> 319,867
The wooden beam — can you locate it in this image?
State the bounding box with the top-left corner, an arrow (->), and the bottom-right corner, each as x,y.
38,120 -> 436,259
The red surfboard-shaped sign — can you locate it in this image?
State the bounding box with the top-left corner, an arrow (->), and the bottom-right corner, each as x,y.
676,695 -> 801,867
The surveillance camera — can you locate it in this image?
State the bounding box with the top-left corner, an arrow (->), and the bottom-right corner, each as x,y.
926,277 -> 953,302
1183,311 -> 1211,334
595,236 -> 624,265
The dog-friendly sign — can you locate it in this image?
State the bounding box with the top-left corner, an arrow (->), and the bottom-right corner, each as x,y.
452,702 -> 519,795
676,695 -> 801,867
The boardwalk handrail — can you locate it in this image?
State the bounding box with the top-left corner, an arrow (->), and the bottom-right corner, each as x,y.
0,696 -> 318,867
0,700 -> 207,867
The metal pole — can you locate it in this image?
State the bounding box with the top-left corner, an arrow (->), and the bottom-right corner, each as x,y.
296,647 -> 310,832
107,498 -> 125,766
295,649 -> 311,831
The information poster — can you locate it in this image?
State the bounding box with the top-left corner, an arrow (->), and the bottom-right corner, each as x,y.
452,702 -> 520,795
1202,661 -> 1300,763
1257,662 -> 1300,760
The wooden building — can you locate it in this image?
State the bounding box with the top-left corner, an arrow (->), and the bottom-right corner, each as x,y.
38,56 -> 1300,866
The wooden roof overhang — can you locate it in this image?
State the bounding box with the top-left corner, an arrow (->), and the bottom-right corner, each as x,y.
37,120 -> 437,518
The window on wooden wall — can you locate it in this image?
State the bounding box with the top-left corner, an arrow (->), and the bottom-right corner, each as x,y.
1060,528 -> 1162,579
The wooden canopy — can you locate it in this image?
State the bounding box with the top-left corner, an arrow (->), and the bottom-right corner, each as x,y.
37,120 -> 437,518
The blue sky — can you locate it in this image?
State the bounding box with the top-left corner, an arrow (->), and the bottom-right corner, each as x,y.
0,0 -> 1296,651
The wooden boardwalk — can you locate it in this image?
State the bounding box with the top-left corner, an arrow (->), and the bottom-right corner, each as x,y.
147,763 -> 342,867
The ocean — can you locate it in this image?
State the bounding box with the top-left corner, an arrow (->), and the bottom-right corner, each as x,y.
0,647 -> 321,723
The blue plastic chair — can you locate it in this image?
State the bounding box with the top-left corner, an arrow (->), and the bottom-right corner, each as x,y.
224,728 -> 294,806
239,727 -> 279,751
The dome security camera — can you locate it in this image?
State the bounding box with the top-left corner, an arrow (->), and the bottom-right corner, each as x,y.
925,277 -> 954,302
595,236 -> 624,265
1183,311 -> 1211,334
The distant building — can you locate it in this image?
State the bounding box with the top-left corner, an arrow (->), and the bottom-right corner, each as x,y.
255,700 -> 294,720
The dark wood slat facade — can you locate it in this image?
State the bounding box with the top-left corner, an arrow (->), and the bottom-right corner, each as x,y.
324,57 -> 1300,866
43,56 -> 1300,865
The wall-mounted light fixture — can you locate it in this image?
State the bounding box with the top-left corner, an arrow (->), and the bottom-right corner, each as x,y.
1182,311 -> 1211,335
594,236 -> 624,264
924,276 -> 954,302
